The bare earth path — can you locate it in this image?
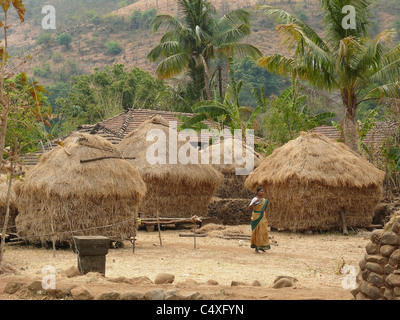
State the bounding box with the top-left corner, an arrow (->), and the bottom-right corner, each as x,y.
0,225 -> 370,300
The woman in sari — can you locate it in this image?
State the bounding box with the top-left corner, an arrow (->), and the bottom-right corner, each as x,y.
248,186 -> 270,253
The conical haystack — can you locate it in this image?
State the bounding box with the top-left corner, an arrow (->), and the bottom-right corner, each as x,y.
0,175 -> 18,233
118,115 -> 224,218
245,132 -> 386,232
202,138 -> 264,199
15,133 -> 146,243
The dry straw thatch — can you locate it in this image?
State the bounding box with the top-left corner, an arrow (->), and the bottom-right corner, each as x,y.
0,174 -> 18,233
202,138 -> 264,199
118,115 -> 224,218
15,133 -> 146,243
245,132 -> 386,232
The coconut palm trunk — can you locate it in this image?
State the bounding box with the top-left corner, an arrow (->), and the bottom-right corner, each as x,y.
342,89 -> 359,152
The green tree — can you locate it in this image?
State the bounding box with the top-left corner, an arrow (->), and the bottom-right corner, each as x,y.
54,65 -> 174,137
257,1 -> 400,152
57,33 -> 73,50
230,56 -> 290,108
147,0 -> 261,102
261,84 -> 336,145
0,0 -> 53,265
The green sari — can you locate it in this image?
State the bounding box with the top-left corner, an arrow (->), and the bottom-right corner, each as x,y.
250,198 -> 270,251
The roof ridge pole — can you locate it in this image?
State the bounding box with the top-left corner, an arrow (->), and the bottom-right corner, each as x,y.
119,108 -> 135,138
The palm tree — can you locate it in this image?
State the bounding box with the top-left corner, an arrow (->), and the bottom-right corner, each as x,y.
147,0 -> 262,102
257,0 -> 400,152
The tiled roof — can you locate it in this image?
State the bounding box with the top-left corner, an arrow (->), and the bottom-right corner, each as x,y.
20,109 -> 213,167
310,125 -> 343,141
96,108 -> 207,138
310,121 -> 398,146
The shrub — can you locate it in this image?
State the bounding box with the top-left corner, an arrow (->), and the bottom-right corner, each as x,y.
36,32 -> 53,45
105,41 -> 123,55
52,52 -> 65,63
57,33 -> 73,50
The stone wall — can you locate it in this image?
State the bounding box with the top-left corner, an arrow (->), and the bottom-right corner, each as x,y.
352,213 -> 400,300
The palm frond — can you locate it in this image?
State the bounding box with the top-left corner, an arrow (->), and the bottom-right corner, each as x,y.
359,82 -> 400,103
257,5 -> 329,51
150,14 -> 182,33
155,52 -> 191,79
147,41 -> 182,61
257,54 -> 295,76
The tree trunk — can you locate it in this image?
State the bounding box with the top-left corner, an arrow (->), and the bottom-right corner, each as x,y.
200,55 -> 211,100
0,162 -> 14,265
0,107 -> 10,162
341,91 -> 359,153
343,112 -> 359,154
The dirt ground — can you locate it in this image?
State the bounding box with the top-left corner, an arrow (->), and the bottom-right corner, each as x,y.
0,224 -> 370,300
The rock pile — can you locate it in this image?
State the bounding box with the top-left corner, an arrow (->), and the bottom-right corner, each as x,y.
352,213 -> 400,300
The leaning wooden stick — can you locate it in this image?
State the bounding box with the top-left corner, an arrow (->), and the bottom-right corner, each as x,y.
80,156 -> 136,164
132,212 -> 137,253
156,211 -> 163,247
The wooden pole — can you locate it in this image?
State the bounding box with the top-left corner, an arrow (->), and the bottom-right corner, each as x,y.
132,211 -> 137,253
50,215 -> 56,258
339,209 -> 349,236
156,211 -> 162,247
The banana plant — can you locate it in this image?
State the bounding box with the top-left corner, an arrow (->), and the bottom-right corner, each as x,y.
180,74 -> 263,138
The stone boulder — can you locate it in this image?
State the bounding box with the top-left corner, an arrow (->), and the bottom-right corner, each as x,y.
353,212 -> 400,300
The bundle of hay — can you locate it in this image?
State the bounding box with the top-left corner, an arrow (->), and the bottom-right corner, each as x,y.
0,174 -> 18,233
245,132 -> 386,232
202,138 -> 263,199
15,133 -> 146,243
118,115 -> 224,218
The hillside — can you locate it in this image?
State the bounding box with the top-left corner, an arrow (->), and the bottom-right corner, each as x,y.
4,0 -> 322,86
4,0 -> 400,87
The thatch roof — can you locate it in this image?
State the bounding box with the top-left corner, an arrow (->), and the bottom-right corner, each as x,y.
202,138 -> 264,175
0,175 -> 18,233
245,132 -> 386,232
202,138 -> 264,199
246,132 -> 385,190
118,115 -> 224,218
15,133 -> 146,243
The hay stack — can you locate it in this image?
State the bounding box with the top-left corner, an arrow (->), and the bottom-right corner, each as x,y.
118,115 -> 224,218
202,138 -> 263,199
245,132 -> 386,232
0,175 -> 18,233
15,133 -> 146,243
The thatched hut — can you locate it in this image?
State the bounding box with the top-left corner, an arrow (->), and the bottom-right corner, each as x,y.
118,115 -> 224,218
0,175 -> 18,234
245,132 -> 386,232
15,133 -> 146,243
202,138 -> 264,199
